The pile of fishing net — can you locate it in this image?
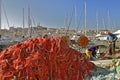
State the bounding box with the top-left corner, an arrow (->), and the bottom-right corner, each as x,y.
0,36 -> 96,80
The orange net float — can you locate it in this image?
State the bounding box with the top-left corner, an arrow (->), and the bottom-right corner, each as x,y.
77,35 -> 89,48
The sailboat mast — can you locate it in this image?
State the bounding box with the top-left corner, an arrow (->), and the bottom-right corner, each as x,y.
102,18 -> 105,30
108,9 -> 110,30
28,6 -> 31,37
0,0 -> 2,30
64,13 -> 69,35
96,11 -> 98,34
84,0 -> 87,36
74,5 -> 77,32
113,22 -> 116,31
22,8 -> 25,36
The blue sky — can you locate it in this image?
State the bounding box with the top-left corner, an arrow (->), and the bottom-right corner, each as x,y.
1,0 -> 120,30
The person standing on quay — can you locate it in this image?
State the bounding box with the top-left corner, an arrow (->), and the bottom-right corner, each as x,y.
106,31 -> 118,55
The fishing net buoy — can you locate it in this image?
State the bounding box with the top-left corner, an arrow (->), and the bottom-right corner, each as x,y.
77,35 -> 89,48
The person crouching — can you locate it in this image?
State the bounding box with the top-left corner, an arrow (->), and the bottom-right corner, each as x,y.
85,46 -> 99,60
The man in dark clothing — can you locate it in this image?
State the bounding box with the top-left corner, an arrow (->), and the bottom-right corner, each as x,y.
85,46 -> 99,60
106,31 -> 118,55
88,46 -> 99,57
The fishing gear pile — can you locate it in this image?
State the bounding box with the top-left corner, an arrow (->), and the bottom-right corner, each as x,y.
0,36 -> 96,80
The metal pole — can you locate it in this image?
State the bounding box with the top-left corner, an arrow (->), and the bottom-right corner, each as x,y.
108,9 -> 110,30
74,5 -> 77,32
102,18 -> 105,30
28,6 -> 31,38
22,8 -> 24,36
96,11 -> 98,34
0,0 -> 2,30
84,0 -> 87,36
